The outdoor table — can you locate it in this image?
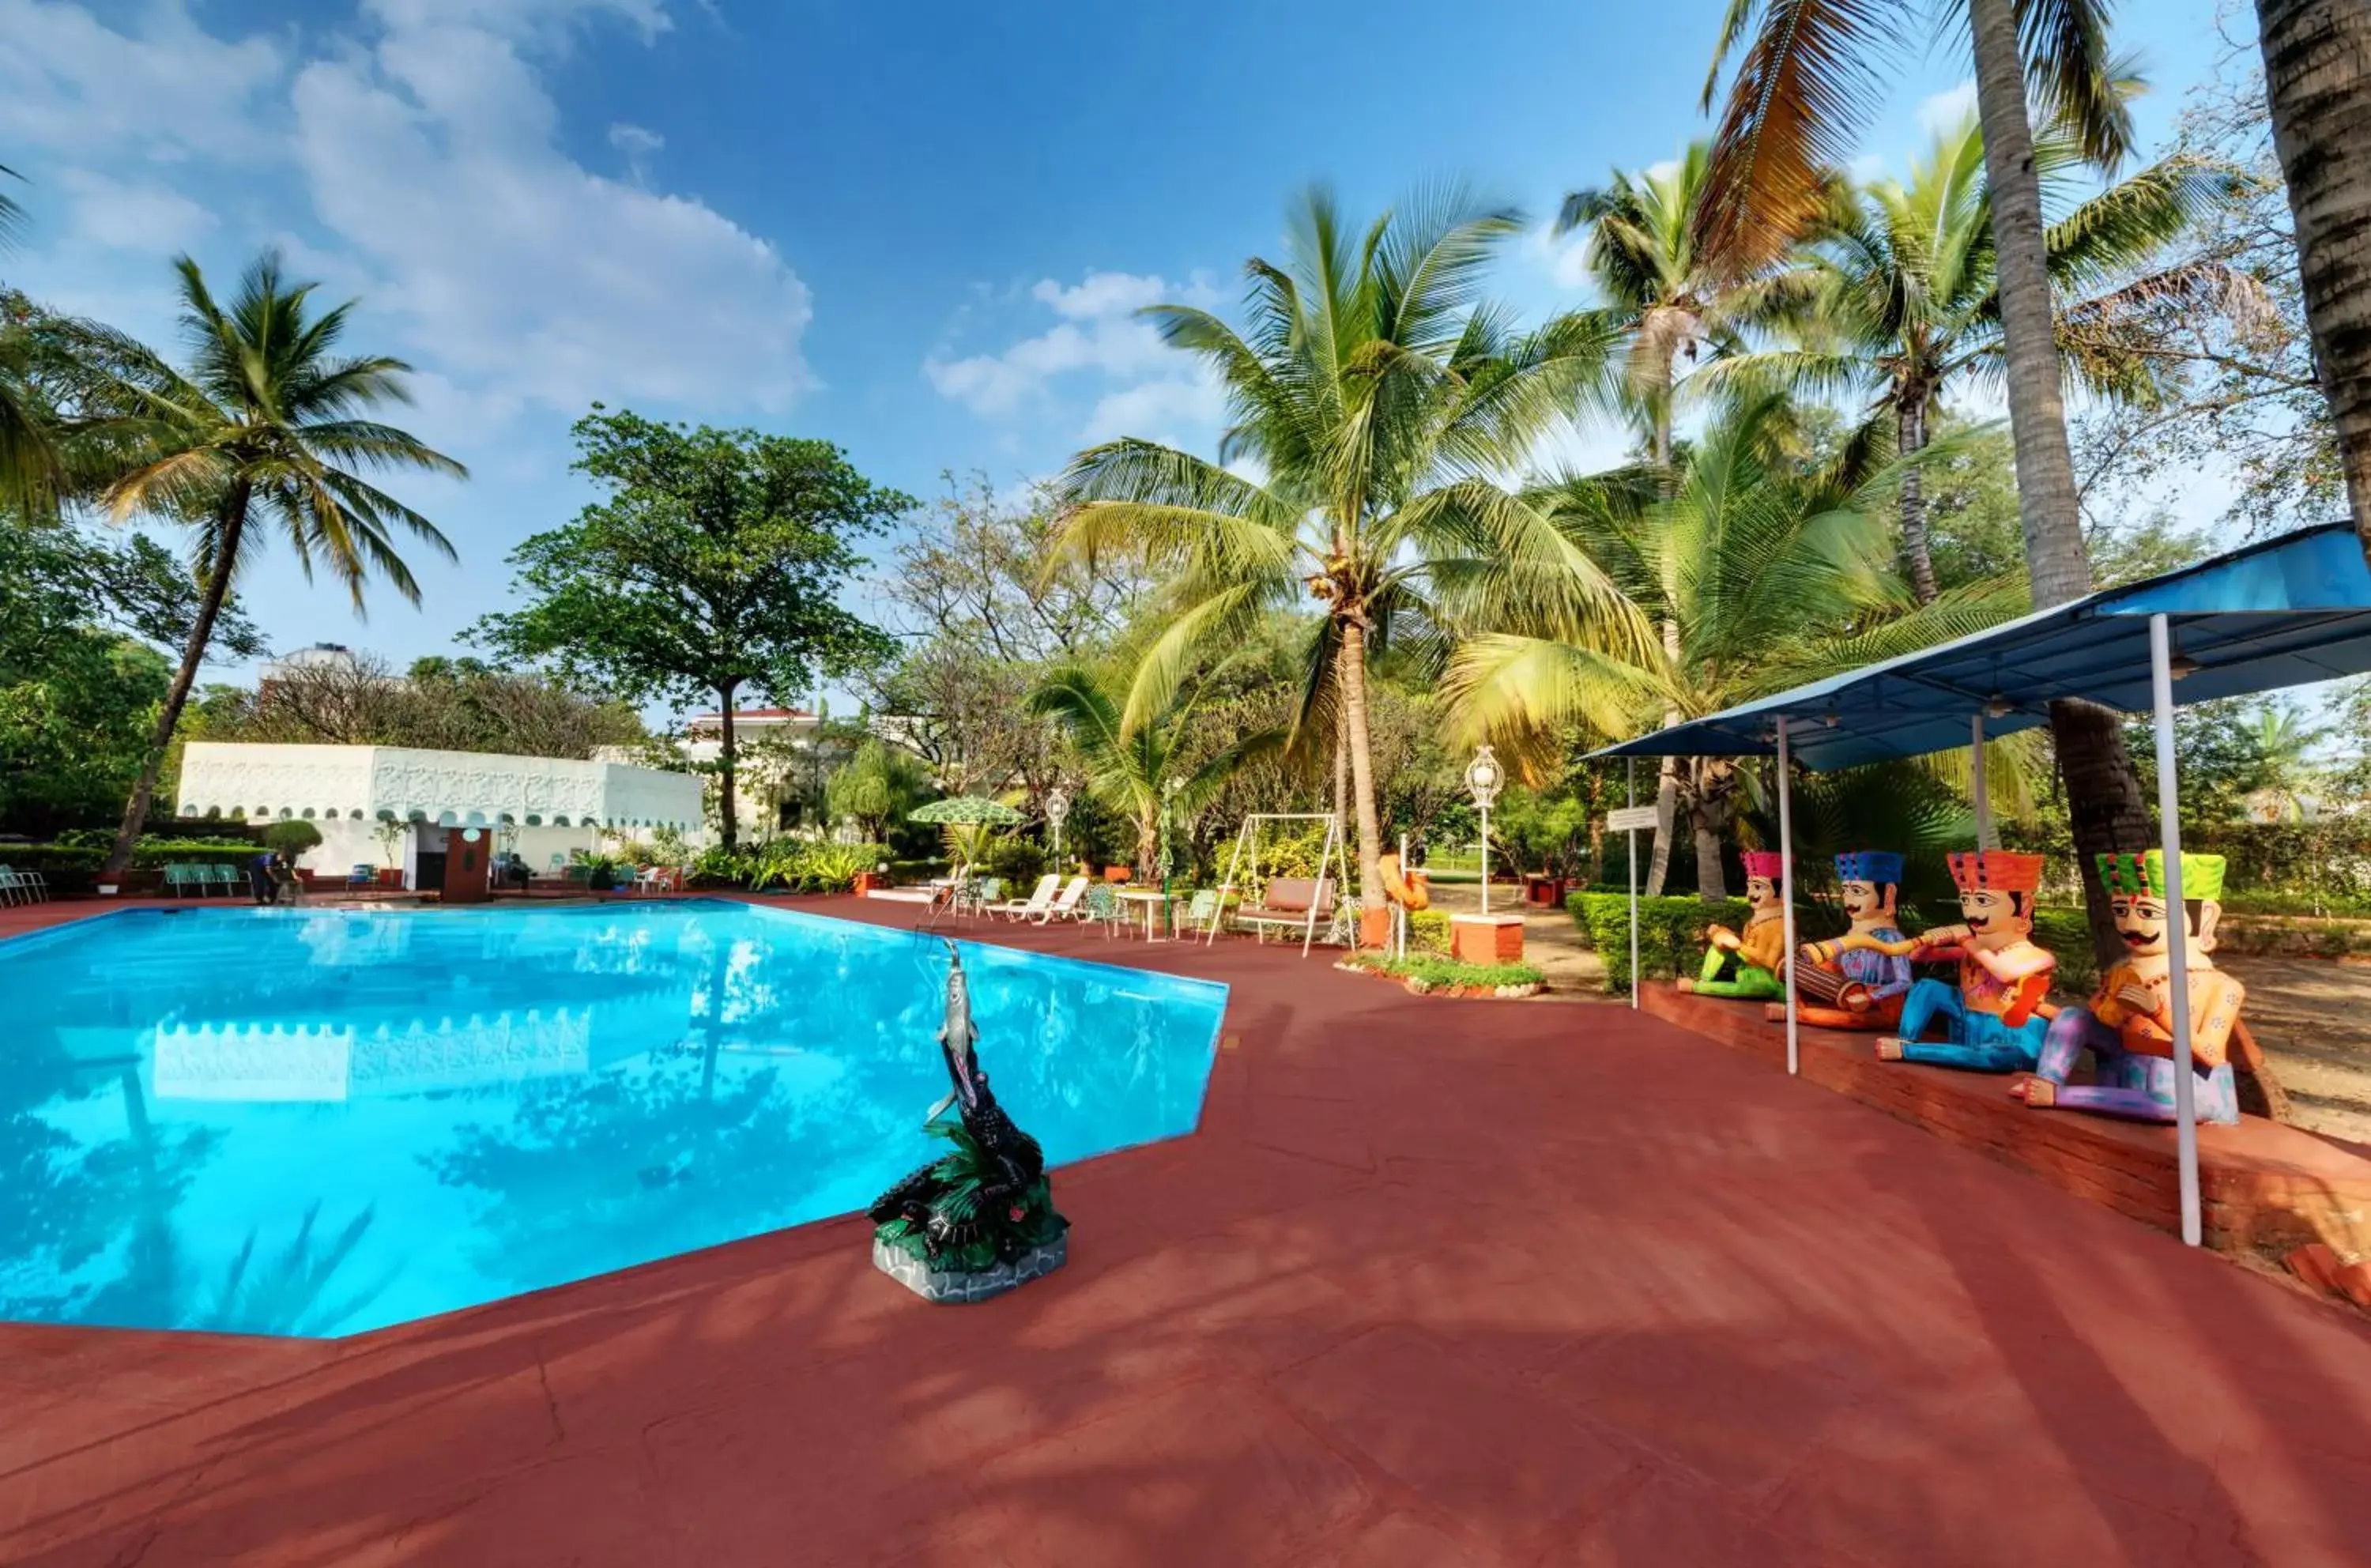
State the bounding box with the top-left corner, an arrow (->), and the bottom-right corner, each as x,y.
1113,888 -> 1174,942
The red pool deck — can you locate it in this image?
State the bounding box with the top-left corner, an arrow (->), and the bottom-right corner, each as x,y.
5,895 -> 2371,1566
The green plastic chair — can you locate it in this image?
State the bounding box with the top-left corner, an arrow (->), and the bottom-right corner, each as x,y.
1182,888 -> 1222,940
1082,881 -> 1122,937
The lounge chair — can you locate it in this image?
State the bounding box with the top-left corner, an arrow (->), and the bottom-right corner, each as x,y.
0,865 -> 45,906
1033,875 -> 1091,925
1230,876 -> 1336,944
989,873 -> 1060,921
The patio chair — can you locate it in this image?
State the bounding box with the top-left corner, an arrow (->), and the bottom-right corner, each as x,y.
988,873 -> 1061,921
0,865 -> 43,906
1181,888 -> 1223,938
162,862 -> 196,898
209,863 -> 243,896
1034,875 -> 1091,925
956,876 -> 1001,918
1080,880 -> 1123,938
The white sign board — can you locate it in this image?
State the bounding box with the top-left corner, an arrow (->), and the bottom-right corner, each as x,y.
1605,805 -> 1660,833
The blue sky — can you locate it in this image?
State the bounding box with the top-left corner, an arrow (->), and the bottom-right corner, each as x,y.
2,0 -> 2234,713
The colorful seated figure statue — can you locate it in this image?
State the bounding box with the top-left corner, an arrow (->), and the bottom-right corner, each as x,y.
1678,850 -> 1787,1001
1768,850 -> 1913,1030
1875,850 -> 2056,1072
2013,851 -> 2243,1125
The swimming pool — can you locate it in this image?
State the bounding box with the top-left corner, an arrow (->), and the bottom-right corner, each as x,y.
0,901 -> 1227,1337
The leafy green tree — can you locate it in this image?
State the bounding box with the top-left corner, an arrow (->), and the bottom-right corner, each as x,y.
1027,662 -> 1282,880
0,521 -> 262,835
824,739 -> 931,842
70,252 -> 462,880
477,406 -> 909,848
1446,396 -> 2024,897
1056,187 -> 1640,894
1727,108 -> 2244,601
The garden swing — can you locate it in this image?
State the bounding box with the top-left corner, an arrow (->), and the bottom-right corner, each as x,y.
1202,811 -> 1356,957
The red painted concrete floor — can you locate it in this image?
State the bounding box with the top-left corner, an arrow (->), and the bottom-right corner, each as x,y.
6,895 -> 2371,1566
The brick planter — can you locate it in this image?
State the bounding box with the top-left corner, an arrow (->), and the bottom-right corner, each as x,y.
871,1233 -> 1068,1303
1450,913 -> 1525,965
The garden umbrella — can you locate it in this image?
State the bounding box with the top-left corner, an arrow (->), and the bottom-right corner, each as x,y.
907,797 -> 1025,827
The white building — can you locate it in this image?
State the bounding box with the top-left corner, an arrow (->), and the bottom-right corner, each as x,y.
175,741 -> 703,888
678,707 -> 828,836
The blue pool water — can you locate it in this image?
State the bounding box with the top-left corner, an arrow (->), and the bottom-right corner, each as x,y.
0,901 -> 1225,1337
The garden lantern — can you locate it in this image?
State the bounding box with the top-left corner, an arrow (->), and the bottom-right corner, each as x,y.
1046,786 -> 1071,861
1465,745 -> 1502,914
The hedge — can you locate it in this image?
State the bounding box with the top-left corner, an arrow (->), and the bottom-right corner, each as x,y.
1344,952 -> 1545,989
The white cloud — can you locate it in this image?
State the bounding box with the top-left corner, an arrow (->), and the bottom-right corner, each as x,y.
609,121 -> 665,184
1082,375 -> 1227,447
1919,81 -> 1979,138
2,1 -> 811,419
925,269 -> 1222,443
0,0 -> 287,162
56,167 -> 217,251
285,3 -> 811,413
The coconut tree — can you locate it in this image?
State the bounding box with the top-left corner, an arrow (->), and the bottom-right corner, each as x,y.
2253,0 -> 2371,542
1443,396 -> 2025,898
1698,0 -> 2164,959
1722,109 -> 2248,603
1027,662 -> 1284,882
1054,186 -> 1644,895
1554,143 -> 1807,893
81,252 -> 463,880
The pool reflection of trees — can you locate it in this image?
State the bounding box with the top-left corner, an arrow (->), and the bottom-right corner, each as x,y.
3,910 -> 1212,1331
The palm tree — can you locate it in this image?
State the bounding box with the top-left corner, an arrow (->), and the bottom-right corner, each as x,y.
1027,663 -> 1282,881
1055,187 -> 1643,895
82,252 -> 464,880
1555,144 -> 1805,893
1699,0 -> 2164,960
1443,396 -> 2024,898
1726,110 -> 2246,602
2252,0 -> 2371,544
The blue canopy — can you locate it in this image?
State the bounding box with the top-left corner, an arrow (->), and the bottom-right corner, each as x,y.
1589,522 -> 2371,772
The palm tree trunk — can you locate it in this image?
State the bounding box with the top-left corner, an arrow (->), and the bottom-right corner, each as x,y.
1645,398 -> 1683,897
715,685 -> 741,852
2257,0 -> 2371,538
1897,395 -> 1939,604
1969,0 -> 2154,966
103,485 -> 247,881
1336,619 -> 1384,899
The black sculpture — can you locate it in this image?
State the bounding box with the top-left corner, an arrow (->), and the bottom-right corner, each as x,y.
869,941 -> 1068,1297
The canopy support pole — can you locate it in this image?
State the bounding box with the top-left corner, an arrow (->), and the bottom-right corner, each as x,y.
2150,614 -> 2203,1247
1627,758 -> 1640,1011
1777,716 -> 1799,1077
1971,713 -> 1995,850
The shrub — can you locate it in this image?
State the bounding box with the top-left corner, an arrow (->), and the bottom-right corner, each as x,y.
127,837 -> 262,868
1344,952 -> 1546,990
1408,907 -> 1452,955
261,820 -> 324,857
0,845 -> 105,876
1570,890 -> 1857,993
1571,891 -> 1750,990
803,842 -> 882,892
983,836 -> 1046,889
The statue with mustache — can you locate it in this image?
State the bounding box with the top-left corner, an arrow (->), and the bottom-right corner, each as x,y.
1678,850 -> 1789,1001
1875,850 -> 2056,1072
1773,850 -> 1914,1030
2012,851 -> 2243,1125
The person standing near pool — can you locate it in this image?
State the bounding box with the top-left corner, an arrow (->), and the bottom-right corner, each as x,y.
247,850 -> 279,904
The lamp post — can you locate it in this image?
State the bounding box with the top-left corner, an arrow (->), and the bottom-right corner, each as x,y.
1046,786 -> 1071,864
1159,775 -> 1185,891
1465,744 -> 1502,916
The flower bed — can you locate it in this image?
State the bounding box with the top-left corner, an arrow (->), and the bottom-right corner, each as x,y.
1337,951 -> 1546,999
